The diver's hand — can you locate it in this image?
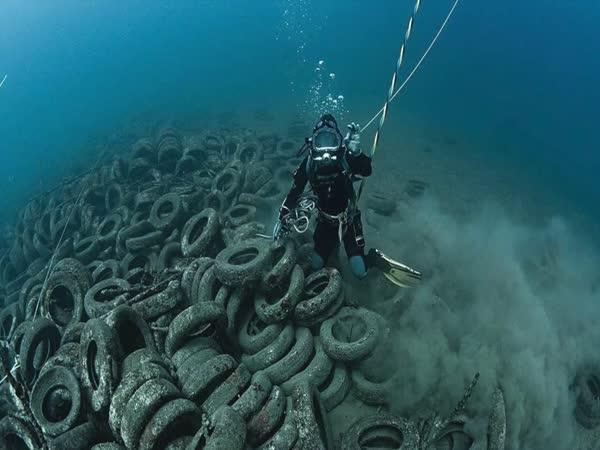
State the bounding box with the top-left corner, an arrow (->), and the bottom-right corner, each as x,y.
345,122 -> 361,155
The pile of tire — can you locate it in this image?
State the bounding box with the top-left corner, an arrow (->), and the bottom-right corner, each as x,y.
0,123 -> 409,449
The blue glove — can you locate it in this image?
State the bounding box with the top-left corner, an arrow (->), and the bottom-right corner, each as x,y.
345,122 -> 361,155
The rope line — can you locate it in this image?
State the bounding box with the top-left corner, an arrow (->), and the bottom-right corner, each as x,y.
369,0 -> 421,158
0,74 -> 6,89
362,0 -> 461,133
357,0 -> 460,201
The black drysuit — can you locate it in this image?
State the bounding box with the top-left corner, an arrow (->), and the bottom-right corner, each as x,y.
279,150 -> 372,262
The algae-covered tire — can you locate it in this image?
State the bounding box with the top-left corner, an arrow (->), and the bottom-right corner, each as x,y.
282,338 -> 333,394
121,251 -> 158,274
262,239 -> 297,289
97,214 -> 123,246
92,259 -> 121,283
171,335 -> 221,369
40,342 -> 81,379
48,421 -> 108,450
320,306 -> 380,363
189,257 -> 215,302
203,190 -> 227,214
104,305 -> 156,358
80,318 -> 121,412
223,204 -> 256,228
109,365 -> 174,440
149,193 -> 184,231
320,363 -> 351,411
0,301 -> 22,340
247,385 -> 286,447
20,317 -> 61,385
232,371 -> 273,420
156,242 -> 183,272
181,354 -> 237,403
84,278 -> 130,319
189,405 -> 246,450
121,348 -> 169,376
31,366 -> 82,437
238,309 -> 284,354
214,238 -> 272,287
165,303 -> 226,358
126,230 -> 164,253
294,267 -> 344,327
575,370 -> 600,429
290,382 -> 333,449
351,368 -> 393,406
73,236 -> 101,264
241,324 -> 295,373
256,397 -> 298,450
42,270 -> 85,328
255,264 -> 304,324
131,280 -> 182,322
120,377 -> 181,449
92,444 -> 126,450
257,422 -> 298,450
202,363 -> 251,416
264,327 -> 314,385
340,414 -> 419,450
366,191 -> 397,216
0,415 -> 43,449
192,265 -> 225,303
181,209 -> 220,258
181,257 -> 214,303
212,168 -> 241,201
234,140 -> 263,164
60,321 -> 85,346
53,258 -> 91,291
175,346 -> 221,386
138,398 -> 202,450
11,319 -> 30,355
105,183 -> 125,212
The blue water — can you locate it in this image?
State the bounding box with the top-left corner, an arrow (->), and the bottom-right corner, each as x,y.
1,0 -> 599,222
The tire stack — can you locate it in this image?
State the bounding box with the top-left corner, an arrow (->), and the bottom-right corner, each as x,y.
0,122 -> 496,449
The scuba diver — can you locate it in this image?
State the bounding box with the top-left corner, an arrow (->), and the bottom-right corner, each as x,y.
273,113 -> 421,287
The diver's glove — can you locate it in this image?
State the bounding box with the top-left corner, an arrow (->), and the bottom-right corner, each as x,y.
345,122 -> 361,155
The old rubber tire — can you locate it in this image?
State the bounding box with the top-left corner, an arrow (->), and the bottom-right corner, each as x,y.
84,278 -> 130,319
282,338 -> 333,395
263,327 -> 314,385
104,305 -> 156,358
340,414 -> 419,450
232,371 -> 272,421
0,415 -> 43,449
214,238 -> 272,287
294,267 -> 344,327
109,364 -> 175,440
138,398 -> 202,450
320,306 -> 380,363
42,270 -> 85,328
120,377 -> 181,449
80,318 -> 121,412
20,317 -> 61,385
255,264 -> 304,324
31,365 -> 82,437
149,193 -> 184,231
164,303 -> 226,358
181,209 -> 220,258
262,239 -> 297,289
247,385 -> 286,447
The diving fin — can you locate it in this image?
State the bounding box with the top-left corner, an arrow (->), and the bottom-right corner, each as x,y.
367,248 -> 422,288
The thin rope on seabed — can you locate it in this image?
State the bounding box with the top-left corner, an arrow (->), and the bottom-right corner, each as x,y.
0,74 -> 7,89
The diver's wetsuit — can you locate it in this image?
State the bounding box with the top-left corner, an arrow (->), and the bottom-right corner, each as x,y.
279,150 -> 372,268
